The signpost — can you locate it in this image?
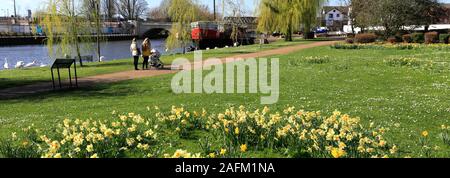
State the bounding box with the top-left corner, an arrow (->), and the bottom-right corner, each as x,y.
50,59 -> 78,89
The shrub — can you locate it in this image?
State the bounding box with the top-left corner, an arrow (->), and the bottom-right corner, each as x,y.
412,33 -> 425,43
387,37 -> 399,44
439,34 -> 450,44
402,34 -> 413,43
345,38 -> 354,44
425,32 -> 439,44
355,33 -> 377,43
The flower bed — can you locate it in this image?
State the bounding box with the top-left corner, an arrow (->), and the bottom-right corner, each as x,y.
0,106 -> 446,158
331,43 -> 450,50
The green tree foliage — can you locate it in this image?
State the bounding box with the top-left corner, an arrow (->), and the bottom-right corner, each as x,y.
39,0 -> 88,65
166,0 -> 198,53
350,0 -> 447,37
38,0 -> 104,65
257,0 -> 324,41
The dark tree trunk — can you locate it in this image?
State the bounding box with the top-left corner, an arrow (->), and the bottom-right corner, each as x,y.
285,24 -> 293,41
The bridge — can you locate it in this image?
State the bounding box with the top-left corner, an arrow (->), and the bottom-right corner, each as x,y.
137,22 -> 173,38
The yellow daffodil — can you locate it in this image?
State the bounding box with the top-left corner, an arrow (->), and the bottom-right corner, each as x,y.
11,132 -> 17,140
220,148 -> 227,156
86,144 -> 94,153
330,148 -> 346,158
422,131 -> 429,137
90,154 -> 99,158
240,144 -> 247,153
54,153 -> 62,158
209,153 -> 216,158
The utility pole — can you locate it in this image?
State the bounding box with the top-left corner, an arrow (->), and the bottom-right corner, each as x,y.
222,0 -> 225,19
96,0 -> 101,62
13,0 -> 17,17
213,0 -> 216,21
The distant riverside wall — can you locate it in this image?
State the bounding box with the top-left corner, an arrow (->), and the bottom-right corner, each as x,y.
0,34 -> 138,46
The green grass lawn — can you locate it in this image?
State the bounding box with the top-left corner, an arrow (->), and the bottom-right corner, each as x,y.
0,43 -> 449,157
0,38 -> 316,89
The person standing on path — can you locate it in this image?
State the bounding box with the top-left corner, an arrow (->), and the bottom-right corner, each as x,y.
130,38 -> 141,70
142,38 -> 152,70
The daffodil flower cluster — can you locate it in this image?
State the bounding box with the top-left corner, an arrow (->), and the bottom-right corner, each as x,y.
36,112 -> 163,158
4,106 -> 444,158
202,106 -> 395,158
440,125 -> 450,147
331,43 -> 450,50
155,106 -> 208,138
165,149 -> 203,158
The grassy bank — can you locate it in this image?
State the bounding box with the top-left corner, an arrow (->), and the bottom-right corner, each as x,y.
0,44 -> 449,157
0,38 -> 316,89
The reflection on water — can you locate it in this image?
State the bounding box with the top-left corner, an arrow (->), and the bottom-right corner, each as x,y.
0,39 -> 178,70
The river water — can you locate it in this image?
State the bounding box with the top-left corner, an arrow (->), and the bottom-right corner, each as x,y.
0,39 -> 178,70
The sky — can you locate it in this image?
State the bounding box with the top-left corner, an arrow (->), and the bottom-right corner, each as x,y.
1,0 -> 450,17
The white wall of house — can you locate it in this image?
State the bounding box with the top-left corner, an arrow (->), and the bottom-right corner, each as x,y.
325,9 -> 344,22
325,9 -> 345,27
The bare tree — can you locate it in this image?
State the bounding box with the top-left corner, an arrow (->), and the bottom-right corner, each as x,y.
224,0 -> 246,43
148,0 -> 215,22
148,0 -> 172,21
82,0 -> 98,21
102,0 -> 116,20
115,0 -> 149,20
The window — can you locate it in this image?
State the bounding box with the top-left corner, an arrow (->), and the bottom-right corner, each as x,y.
329,14 -> 334,19
337,14 -> 340,18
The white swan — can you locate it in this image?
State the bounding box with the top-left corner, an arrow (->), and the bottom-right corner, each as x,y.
24,60 -> 37,68
3,58 -> 9,69
15,61 -> 25,69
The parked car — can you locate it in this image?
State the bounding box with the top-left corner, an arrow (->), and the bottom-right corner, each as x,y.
314,27 -> 328,34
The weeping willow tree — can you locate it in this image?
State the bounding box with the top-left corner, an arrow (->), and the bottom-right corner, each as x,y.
166,0 -> 198,54
38,0 -> 99,66
224,0 -> 246,44
83,0 -> 103,62
257,0 -> 324,41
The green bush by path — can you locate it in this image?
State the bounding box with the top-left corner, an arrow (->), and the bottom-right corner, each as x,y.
412,33 -> 425,43
402,34 -> 413,43
355,33 -> 377,44
439,34 -> 450,44
425,32 -> 439,44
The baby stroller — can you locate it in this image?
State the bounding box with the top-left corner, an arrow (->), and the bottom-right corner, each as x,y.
150,49 -> 164,69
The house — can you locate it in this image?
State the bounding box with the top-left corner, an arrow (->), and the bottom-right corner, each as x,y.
320,6 -> 350,31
